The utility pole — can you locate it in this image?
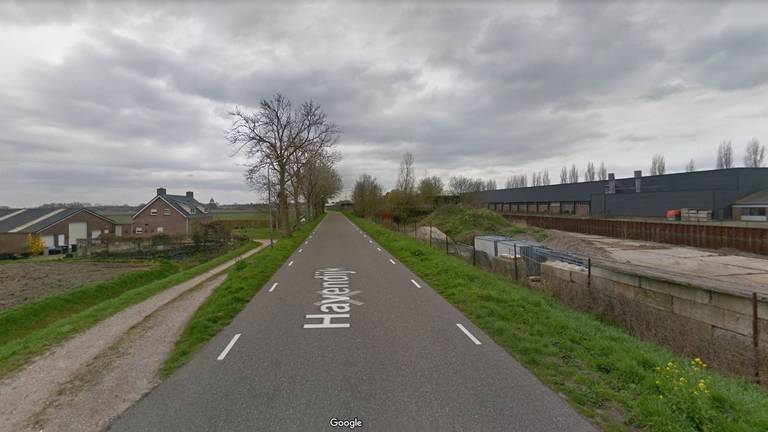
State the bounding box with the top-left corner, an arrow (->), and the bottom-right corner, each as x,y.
267,166 -> 274,248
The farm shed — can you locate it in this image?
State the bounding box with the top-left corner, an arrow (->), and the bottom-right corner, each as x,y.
0,208 -> 117,254
474,167 -> 768,220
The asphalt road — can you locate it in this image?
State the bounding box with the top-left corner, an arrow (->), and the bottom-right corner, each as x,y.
108,212 -> 596,431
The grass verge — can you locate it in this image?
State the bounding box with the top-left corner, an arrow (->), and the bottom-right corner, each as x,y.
348,213 -> 768,432
161,216 -> 323,376
0,241 -> 260,378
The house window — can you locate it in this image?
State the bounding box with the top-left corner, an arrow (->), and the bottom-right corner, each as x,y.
136,227 -> 144,234
157,226 -> 164,233
745,207 -> 767,216
164,208 -> 171,216
150,209 -> 158,216
190,207 -> 196,214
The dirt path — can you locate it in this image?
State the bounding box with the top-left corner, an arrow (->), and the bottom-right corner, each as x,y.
28,274 -> 228,432
0,241 -> 269,432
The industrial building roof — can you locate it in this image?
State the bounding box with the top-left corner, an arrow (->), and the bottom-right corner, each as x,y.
0,208 -> 115,234
732,191 -> 768,206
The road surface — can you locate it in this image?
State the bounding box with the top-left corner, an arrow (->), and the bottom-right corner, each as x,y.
109,212 -> 596,431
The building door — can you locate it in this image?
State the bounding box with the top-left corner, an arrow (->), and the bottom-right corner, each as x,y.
68,222 -> 87,246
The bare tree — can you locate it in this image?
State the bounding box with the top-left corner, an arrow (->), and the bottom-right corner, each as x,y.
560,166 -> 568,184
685,158 -> 696,172
396,152 -> 416,193
717,141 -> 734,169
650,153 -> 666,175
568,164 -> 579,183
542,170 -> 551,185
228,94 -> 339,235
585,161 -> 596,181
301,151 -> 342,218
743,138 -> 765,167
598,162 -> 608,181
505,174 -> 527,188
449,176 -> 485,194
485,179 -> 497,190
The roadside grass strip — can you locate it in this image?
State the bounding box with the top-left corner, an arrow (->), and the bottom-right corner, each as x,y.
0,242 -> 261,379
347,213 -> 768,432
162,216 -> 323,376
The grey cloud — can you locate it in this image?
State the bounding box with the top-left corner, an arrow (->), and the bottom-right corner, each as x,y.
683,25 -> 768,90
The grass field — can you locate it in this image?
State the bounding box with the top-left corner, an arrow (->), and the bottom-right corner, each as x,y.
162,216 -> 322,376
0,260 -> 153,311
348,213 -> 768,432
0,241 -> 261,378
212,210 -> 269,221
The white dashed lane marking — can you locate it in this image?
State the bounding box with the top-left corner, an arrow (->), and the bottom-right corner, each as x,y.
217,333 -> 241,361
388,259 -> 396,265
456,324 -> 482,345
269,283 -> 278,292
410,279 -> 422,289
288,261 -> 294,267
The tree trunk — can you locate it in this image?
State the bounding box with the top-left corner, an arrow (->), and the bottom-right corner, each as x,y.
305,194 -> 313,220
278,166 -> 291,236
293,183 -> 301,225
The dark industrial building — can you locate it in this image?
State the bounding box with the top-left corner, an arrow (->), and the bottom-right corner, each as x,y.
474,168 -> 768,220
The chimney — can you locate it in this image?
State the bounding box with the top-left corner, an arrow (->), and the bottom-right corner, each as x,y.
157,187 -> 166,196
186,191 -> 194,199
634,170 -> 642,193
607,173 -> 616,194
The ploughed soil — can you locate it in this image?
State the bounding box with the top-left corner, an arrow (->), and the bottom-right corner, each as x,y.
0,261 -> 152,312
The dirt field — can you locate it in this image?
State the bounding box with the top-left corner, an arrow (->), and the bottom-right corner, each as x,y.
0,261 -> 153,311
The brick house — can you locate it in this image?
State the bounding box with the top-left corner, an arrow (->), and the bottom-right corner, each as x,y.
131,188 -> 212,236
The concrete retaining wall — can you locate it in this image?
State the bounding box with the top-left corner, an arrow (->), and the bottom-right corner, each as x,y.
490,255 -> 767,385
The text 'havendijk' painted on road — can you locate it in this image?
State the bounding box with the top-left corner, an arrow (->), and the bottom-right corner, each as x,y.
303,268 -> 361,329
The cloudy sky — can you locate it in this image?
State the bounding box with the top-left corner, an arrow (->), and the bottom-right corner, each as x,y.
1,1 -> 767,207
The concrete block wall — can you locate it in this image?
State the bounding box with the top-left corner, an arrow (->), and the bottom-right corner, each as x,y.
490,255 -> 767,386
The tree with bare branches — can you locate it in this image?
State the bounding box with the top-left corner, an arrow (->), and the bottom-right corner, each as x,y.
568,164 -> 579,183
717,141 -> 734,169
650,153 -> 666,175
228,93 -> 339,235
743,139 -> 765,167
598,162 -> 608,181
560,166 -> 568,184
685,159 -> 696,172
585,161 -> 596,181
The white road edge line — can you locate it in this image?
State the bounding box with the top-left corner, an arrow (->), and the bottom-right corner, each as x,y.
456,324 -> 482,345
269,282 -> 278,292
388,259 -> 396,265
299,248 -> 303,253
288,260 -> 294,267
217,333 -> 241,360
410,279 -> 422,289
376,247 -> 381,252
369,240 -> 373,244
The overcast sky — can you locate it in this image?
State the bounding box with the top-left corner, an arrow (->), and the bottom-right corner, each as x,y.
1,1 -> 767,207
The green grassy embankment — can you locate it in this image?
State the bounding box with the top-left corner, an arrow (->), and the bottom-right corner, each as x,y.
348,213 -> 768,432
422,204 -> 546,243
0,241 -> 261,378
161,215 -> 322,376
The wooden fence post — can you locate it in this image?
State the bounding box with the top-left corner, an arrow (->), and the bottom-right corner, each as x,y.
754,292 -> 761,385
